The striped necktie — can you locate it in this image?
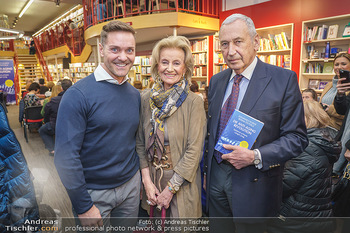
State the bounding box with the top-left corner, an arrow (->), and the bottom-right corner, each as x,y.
214,74 -> 243,163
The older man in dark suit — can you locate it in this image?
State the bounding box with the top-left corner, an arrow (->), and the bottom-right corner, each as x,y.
204,13 -> 308,233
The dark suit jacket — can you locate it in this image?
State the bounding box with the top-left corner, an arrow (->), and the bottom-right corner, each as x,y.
205,59 -> 308,218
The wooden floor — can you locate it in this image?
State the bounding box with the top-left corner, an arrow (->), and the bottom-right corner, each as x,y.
7,105 -> 74,219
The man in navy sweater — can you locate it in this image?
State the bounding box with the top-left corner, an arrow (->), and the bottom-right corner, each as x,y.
54,21 -> 140,231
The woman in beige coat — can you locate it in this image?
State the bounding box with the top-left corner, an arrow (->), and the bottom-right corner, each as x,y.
136,36 -> 206,218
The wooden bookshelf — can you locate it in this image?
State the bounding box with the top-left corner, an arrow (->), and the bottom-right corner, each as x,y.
213,33 -> 228,76
190,36 -> 209,90
213,24 -> 293,76
256,23 -> 293,70
69,62 -> 96,81
299,14 -> 350,92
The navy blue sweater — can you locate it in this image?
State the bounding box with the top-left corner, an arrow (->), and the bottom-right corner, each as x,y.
54,74 -> 140,214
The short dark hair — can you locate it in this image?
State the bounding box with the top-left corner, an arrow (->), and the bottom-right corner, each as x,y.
133,81 -> 143,90
59,79 -> 73,91
100,21 -> 135,46
190,80 -> 199,92
28,82 -> 40,91
302,88 -> 318,101
39,78 -> 45,85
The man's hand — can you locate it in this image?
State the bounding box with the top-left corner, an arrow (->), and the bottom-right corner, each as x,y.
78,205 -> 103,227
345,149 -> 350,162
221,145 -> 254,169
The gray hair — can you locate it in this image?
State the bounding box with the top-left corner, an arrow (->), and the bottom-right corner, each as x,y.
220,13 -> 257,39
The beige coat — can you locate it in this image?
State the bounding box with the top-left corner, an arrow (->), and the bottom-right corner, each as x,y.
136,90 -> 206,218
319,81 -> 345,130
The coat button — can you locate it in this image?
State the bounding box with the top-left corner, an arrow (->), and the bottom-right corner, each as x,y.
209,115 -> 212,118
253,178 -> 258,182
208,133 -> 210,136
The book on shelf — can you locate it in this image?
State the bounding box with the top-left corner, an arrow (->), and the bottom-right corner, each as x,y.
284,55 -> 291,69
274,34 -> 285,50
281,32 -> 290,49
323,62 -> 333,73
214,110 -> 264,154
308,79 -> 320,89
343,23 -> 350,37
257,55 -> 290,69
327,25 -> 339,39
317,25 -> 329,40
267,34 -> 278,50
319,81 -> 329,90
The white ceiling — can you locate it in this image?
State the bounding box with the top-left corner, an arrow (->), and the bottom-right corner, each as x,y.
0,0 -> 81,36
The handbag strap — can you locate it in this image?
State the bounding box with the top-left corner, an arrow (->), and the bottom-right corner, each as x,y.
342,163 -> 350,180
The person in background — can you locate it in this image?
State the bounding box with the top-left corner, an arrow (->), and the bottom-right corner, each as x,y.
145,77 -> 154,90
320,53 -> 350,131
136,36 -> 206,219
22,80 -> 33,98
267,100 -> 341,233
54,21 -> 140,231
39,80 -> 72,156
39,78 -> 49,95
302,88 -> 318,101
23,82 -> 42,107
190,80 -> 204,99
29,39 -> 36,55
332,52 -> 350,177
204,13 -> 307,233
41,84 -> 62,117
133,80 -> 143,92
45,81 -> 55,98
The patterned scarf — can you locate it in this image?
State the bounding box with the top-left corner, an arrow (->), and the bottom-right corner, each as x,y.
147,80 -> 189,161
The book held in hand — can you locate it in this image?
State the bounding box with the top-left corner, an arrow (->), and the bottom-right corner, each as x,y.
215,110 -> 264,154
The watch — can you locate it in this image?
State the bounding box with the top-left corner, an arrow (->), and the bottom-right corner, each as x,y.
253,149 -> 261,165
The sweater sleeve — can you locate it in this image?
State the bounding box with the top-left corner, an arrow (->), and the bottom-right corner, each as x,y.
54,87 -> 93,214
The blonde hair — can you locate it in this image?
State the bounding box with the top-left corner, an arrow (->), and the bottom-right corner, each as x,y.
49,84 -> 62,101
151,36 -> 194,83
47,81 -> 55,90
303,100 -> 331,129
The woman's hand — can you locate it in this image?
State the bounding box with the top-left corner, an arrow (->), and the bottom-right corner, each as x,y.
336,79 -> 350,95
156,186 -> 174,209
141,168 -> 160,206
321,103 -> 329,112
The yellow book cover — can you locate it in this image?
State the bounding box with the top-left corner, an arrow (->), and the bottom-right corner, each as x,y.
281,32 -> 290,49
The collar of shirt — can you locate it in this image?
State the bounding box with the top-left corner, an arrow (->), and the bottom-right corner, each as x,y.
229,56 -> 258,81
222,56 -> 258,109
94,64 -> 129,85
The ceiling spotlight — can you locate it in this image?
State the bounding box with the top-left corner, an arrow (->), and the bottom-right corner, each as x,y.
55,0 -> 60,7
